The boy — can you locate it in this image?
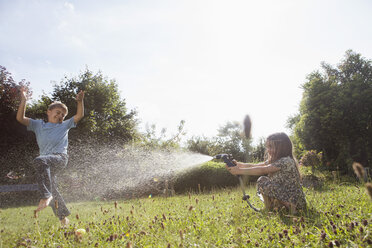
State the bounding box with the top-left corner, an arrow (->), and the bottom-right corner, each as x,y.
16,87 -> 84,226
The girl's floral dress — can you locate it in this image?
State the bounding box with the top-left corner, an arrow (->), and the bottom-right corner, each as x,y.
257,156 -> 306,209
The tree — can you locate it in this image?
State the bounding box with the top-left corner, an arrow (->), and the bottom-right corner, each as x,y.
0,66 -> 36,183
137,120 -> 186,150
187,121 -> 253,162
0,66 -> 32,139
289,50 -> 372,172
50,68 -> 139,143
217,121 -> 252,161
250,137 -> 266,162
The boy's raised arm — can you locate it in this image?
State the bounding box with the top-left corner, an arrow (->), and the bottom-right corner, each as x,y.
16,87 -> 30,126
73,90 -> 84,123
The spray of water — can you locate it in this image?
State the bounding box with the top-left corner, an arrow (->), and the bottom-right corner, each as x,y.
63,143 -> 212,200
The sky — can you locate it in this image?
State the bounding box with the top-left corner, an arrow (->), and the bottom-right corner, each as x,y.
1,0 -> 372,144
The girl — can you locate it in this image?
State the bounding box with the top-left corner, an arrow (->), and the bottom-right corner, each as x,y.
226,132 -> 306,213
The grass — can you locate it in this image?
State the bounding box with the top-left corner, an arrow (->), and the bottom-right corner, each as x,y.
0,182 -> 371,247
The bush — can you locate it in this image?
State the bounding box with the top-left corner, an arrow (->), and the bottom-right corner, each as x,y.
299,150 -> 323,171
173,161 -> 240,193
0,191 -> 39,208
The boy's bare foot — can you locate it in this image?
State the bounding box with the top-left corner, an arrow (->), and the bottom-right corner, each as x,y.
35,196 -> 53,213
61,217 -> 70,227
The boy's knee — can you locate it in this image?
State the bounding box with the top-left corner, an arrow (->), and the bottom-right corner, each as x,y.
33,157 -> 47,168
34,157 -> 42,164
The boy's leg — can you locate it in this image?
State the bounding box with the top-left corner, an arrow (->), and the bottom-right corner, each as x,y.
33,154 -> 69,218
35,196 -> 53,213
50,174 -> 71,220
49,154 -> 71,222
33,156 -> 54,212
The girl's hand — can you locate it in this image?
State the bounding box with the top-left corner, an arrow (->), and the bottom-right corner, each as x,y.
235,161 -> 246,168
225,164 -> 240,175
76,90 -> 85,102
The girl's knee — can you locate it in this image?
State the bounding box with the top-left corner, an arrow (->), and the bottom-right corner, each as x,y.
257,176 -> 269,184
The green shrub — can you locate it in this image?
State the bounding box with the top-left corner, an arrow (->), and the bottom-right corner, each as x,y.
173,161 -> 239,193
299,150 -> 323,171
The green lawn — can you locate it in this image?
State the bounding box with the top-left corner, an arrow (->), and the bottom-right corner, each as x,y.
0,183 -> 371,247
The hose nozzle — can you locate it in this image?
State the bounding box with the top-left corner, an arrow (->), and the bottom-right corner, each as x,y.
214,154 -> 236,167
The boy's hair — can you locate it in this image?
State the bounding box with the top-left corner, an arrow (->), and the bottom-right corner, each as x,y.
48,101 -> 68,115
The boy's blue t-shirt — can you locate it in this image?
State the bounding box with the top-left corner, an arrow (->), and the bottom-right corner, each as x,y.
27,117 -> 76,155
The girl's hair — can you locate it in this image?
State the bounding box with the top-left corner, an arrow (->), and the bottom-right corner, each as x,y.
48,101 -> 68,115
266,132 -> 301,176
266,132 -> 293,163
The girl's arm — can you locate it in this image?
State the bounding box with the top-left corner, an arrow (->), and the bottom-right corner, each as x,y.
226,164 -> 280,176
236,161 -> 266,168
16,88 -> 30,126
73,90 -> 85,123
